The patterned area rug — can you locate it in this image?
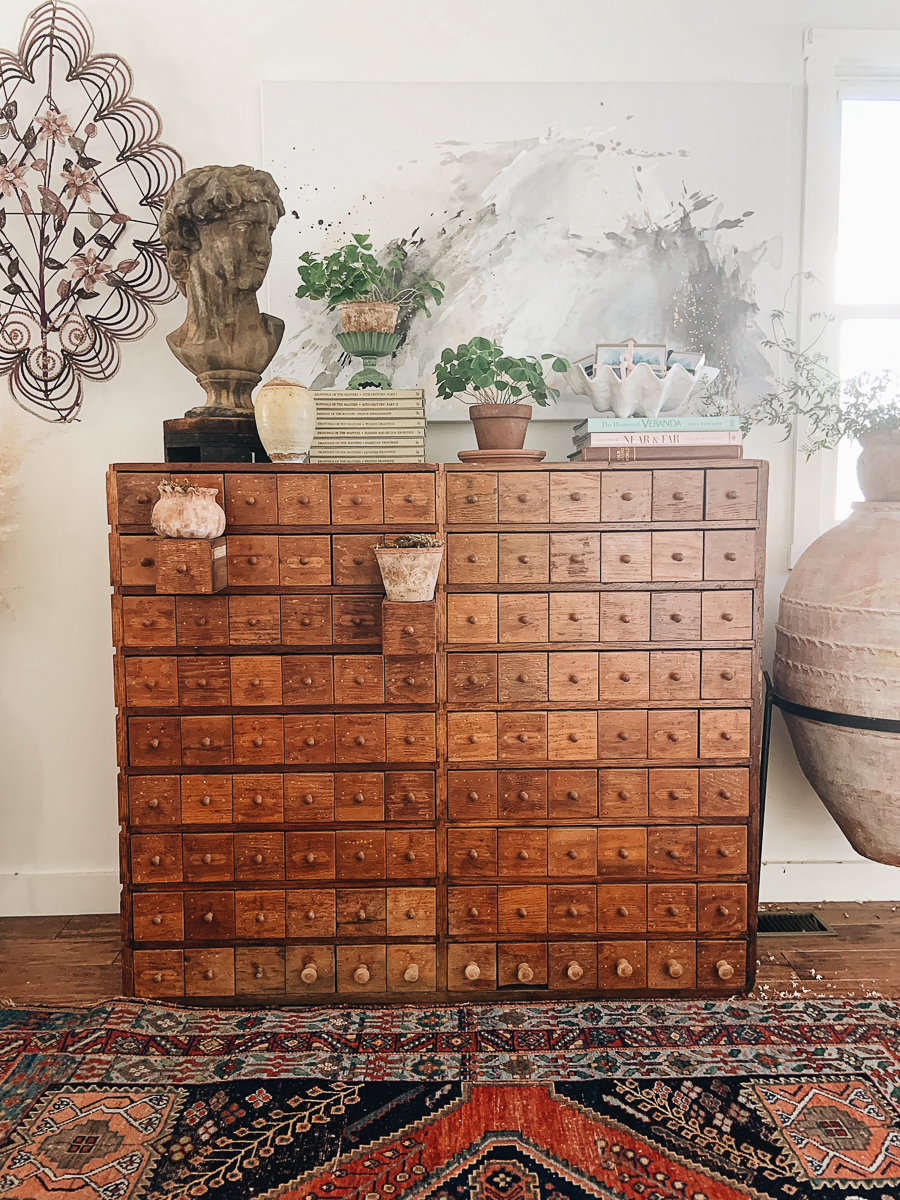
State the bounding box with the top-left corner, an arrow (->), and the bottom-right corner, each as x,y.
1,998 -> 900,1198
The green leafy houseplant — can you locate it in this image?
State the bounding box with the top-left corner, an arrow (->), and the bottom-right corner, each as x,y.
435,337 -> 570,407
295,233 -> 444,314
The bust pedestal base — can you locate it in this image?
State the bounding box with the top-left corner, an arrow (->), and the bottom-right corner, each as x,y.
163,417 -> 270,463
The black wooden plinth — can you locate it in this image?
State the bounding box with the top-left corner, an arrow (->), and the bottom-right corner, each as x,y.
163,416 -> 270,463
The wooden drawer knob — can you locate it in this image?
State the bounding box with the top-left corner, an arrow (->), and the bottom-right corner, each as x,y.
147,797 -> 159,808
403,963 -> 420,983
403,625 -> 416,635
464,961 -> 481,980
254,968 -> 264,980
467,615 -> 478,625
299,556 -> 310,565
203,969 -> 214,981
720,731 -> 732,741
353,792 -> 365,804
199,736 -> 211,748
305,737 -> 316,747
518,614 -> 530,624
355,850 -> 366,861
150,855 -> 161,866
148,738 -> 160,749
724,551 -> 737,561
405,850 -> 416,862
672,491 -> 685,501
202,853 -> 212,864
719,788 -> 732,800
667,905 -> 679,916
244,496 -> 257,505
404,735 -> 416,745
404,494 -> 416,504
618,848 -> 629,859
617,731 -> 629,741
140,556 -> 154,567
666,959 -> 684,978
721,612 -> 734,622
141,618 -> 153,628
353,965 -> 370,984
300,617 -> 311,627
303,677 -> 315,686
717,846 -> 730,857
352,556 -> 364,565
568,612 -> 580,622
298,495 -> 310,506
351,616 -> 362,626
725,489 -> 739,499
303,793 -> 314,805
203,911 -> 214,923
567,790 -> 579,801
621,491 -> 634,501
306,910 -> 316,920
196,679 -> 208,688
670,613 -> 682,623
252,794 -> 263,806
518,555 -> 530,566
667,848 -> 680,859
517,733 -> 529,743
176,564 -> 189,574
247,556 -> 258,565
351,495 -> 363,505
668,790 -> 681,800
617,905 -> 629,916
517,674 -> 529,683
404,676 -> 416,686
568,732 -> 580,743
517,493 -> 530,503
356,908 -> 367,921
718,905 -> 730,916
152,972 -> 163,983
196,617 -> 207,626
465,494 -> 478,504
255,912 -> 266,923
567,905 -> 578,917
517,790 -> 529,801
570,491 -> 582,501
151,914 -> 163,926
144,679 -> 157,690
517,963 -> 533,983
406,908 -> 417,919
247,618 -> 258,627
667,732 -> 680,742
566,848 -> 578,859
468,554 -> 479,563
516,906 -> 528,917
253,853 -> 264,865
616,958 -> 633,978
721,670 -> 734,681
566,960 -> 584,981
671,551 -> 684,562
252,736 -> 263,747
619,614 -> 631,623
467,791 -> 479,801
300,965 -> 318,983
619,672 -> 630,682
468,906 -> 479,917
468,735 -> 479,744
619,554 -> 631,563
305,852 -> 316,863
354,735 -> 366,746
618,789 -> 630,800
570,554 -> 584,563
669,671 -> 681,681
517,849 -> 529,860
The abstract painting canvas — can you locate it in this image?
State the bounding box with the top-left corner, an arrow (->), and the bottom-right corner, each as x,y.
262,82 -> 791,418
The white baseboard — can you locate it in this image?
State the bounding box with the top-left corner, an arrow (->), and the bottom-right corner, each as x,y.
0,871 -> 120,916
761,860 -> 900,902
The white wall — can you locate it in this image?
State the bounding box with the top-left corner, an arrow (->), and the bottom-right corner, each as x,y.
2,0 -> 900,915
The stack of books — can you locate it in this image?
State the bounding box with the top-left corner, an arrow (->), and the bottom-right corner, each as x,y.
309,389 -> 426,464
569,415 -> 743,462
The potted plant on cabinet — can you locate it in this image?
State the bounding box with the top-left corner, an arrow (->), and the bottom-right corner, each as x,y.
374,533 -> 444,602
434,337 -> 570,450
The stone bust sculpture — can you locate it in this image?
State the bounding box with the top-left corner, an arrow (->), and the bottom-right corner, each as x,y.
159,164 -> 285,417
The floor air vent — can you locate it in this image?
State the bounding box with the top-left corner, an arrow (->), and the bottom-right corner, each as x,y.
758,910 -> 835,935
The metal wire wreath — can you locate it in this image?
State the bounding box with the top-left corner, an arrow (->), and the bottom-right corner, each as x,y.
0,1 -> 183,421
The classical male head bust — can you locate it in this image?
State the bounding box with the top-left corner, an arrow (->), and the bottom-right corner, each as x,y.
159,164 -> 285,417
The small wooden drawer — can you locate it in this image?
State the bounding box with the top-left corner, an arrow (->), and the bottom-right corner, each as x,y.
282,655 -> 334,705
704,529 -> 756,580
332,535 -> 382,586
177,657 -> 230,706
154,537 -> 227,594
498,942 -> 547,987
651,531 -> 703,582
698,883 -> 747,933
235,947 -> 285,996
384,473 -> 436,523
648,709 -> 699,760
122,597 -> 176,647
647,940 -> 696,989
386,712 -> 436,761
285,831 -> 335,879
331,473 -> 384,524
701,650 -> 752,699
597,883 -> 646,934
598,827 -> 647,876
498,769 -> 547,819
549,471 -> 600,522
181,715 -> 233,767
336,943 -> 387,993
698,824 -> 747,874
600,533 -> 652,582
650,592 -> 701,640
600,593 -> 650,641
447,472 -> 498,523
498,653 -> 547,702
448,885 -> 498,936
387,944 -> 437,991
602,471 -> 652,521
336,712 -> 386,763
699,708 -> 751,758
132,892 -> 184,941
549,942 -> 599,990
699,768 -> 750,817
386,771 -> 436,821
550,592 -> 600,641
128,717 -> 181,767
286,888 -> 336,937
125,657 -> 178,707
384,655 -> 436,703
447,534 -> 498,583
228,596 -> 281,645
180,775 -> 232,824
598,940 -> 647,989
233,715 -> 284,765
284,713 -> 335,764
382,601 -> 436,655
185,948 -> 235,998
235,891 -> 286,939
176,596 -> 229,646
285,945 -> 336,993
705,468 -> 757,520
550,532 -> 601,582
701,591 -> 753,640
332,596 -> 382,644
224,474 -> 278,524
652,469 -> 704,521
184,890 -> 236,940
498,593 -> 548,643
447,942 -> 497,991
234,831 -> 284,881
386,829 -> 436,878
597,710 -> 648,758
284,773 -> 335,822
448,770 -> 498,820
650,651 -> 700,701
498,471 -> 549,522
548,710 -> 597,760
548,884 -> 597,934
498,533 -> 550,584
129,776 -> 180,826
227,536 -> 279,586
182,833 -> 234,883
386,887 -> 436,937
447,594 -> 497,643
281,596 -> 331,646
649,768 -> 699,818
232,774 -> 283,823
498,711 -> 548,761
598,651 -> 648,701
647,826 -> 697,875
549,652 -> 598,702
335,771 -> 384,822
334,654 -> 384,705
133,950 -> 184,998
115,472 -> 169,525
447,711 -> 497,760
697,940 -> 746,990
448,827 -> 497,876
498,827 -> 547,875
277,473 -> 330,524
549,769 -> 598,819
647,883 -> 697,933
548,826 -> 597,876
278,535 -> 332,587
337,831 -> 386,879
230,656 -> 283,706
448,653 -> 498,703
598,769 -> 648,819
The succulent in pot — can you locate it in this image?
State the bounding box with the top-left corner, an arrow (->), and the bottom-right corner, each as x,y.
151,481 -> 226,539
374,533 -> 444,602
434,337 -> 570,450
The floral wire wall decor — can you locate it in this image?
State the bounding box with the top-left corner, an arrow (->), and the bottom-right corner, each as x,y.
0,0 -> 182,422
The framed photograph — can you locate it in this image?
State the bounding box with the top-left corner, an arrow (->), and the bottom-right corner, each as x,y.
595,340 -> 668,378
667,350 -> 706,373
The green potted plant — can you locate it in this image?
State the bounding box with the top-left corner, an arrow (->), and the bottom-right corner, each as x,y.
434,337 -> 570,450
374,533 -> 444,602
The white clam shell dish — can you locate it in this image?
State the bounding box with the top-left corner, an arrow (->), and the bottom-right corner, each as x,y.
568,362 -> 719,418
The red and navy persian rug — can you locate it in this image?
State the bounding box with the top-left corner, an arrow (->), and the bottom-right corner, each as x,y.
1,997 -> 900,1197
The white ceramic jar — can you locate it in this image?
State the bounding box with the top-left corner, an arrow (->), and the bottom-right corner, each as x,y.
254,376 -> 316,462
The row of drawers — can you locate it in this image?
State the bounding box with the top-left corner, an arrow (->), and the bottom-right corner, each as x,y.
131,883 -> 747,943
127,767 -> 750,827
115,468 -> 758,529
131,937 -> 748,997
126,708 -> 751,766
130,824 -> 748,884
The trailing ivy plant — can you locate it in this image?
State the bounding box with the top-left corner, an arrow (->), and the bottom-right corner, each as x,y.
296,233 -> 444,315
434,337 -> 571,406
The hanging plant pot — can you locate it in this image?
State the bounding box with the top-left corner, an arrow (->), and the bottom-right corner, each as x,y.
469,402 -> 532,450
337,301 -> 399,333
374,540 -> 444,602
151,482 -> 226,539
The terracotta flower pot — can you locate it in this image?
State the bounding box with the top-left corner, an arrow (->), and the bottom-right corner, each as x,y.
374,546 -> 444,601
857,429 -> 900,501
151,483 -> 226,539
337,301 -> 399,334
469,402 -> 532,450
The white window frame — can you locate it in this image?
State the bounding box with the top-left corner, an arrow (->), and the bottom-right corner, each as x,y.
793,30 -> 900,564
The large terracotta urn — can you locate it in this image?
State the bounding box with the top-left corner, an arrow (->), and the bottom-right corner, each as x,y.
773,431 -> 900,864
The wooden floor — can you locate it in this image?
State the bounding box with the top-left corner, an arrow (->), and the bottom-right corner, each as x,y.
1,903 -> 898,1006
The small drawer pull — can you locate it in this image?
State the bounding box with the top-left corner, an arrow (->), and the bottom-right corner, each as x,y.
517,733 -> 529,743
669,671 -> 681,681
619,672 -> 631,682
406,908 -> 417,919
618,789 -> 630,801
247,618 -> 258,627
667,905 -> 679,916
718,904 -> 731,916
176,564 -> 189,574
670,613 -> 683,623
671,551 -> 684,562
351,495 -> 363,506
619,614 -> 631,624
468,906 -> 479,917
352,556 -> 364,566
666,848 -> 681,859
298,495 -> 310,506
404,735 -> 416,745
252,737 -> 263,747
147,797 -> 159,808
518,555 -> 531,566
518,614 -> 530,624
465,494 -> 478,504
617,905 -> 629,917
355,850 -> 366,862
464,961 -> 481,980
468,734 -> 479,744
196,617 -> 207,627
247,556 -> 258,565
517,674 -> 529,683
516,906 -> 528,917
717,846 -> 730,857
252,794 -> 263,806
404,494 -> 416,503
669,790 -> 681,801
305,852 -> 316,864
255,912 -> 266,924
303,793 -> 314,805
618,847 -> 629,859
405,850 -> 416,862
141,618 -> 153,628
517,492 -> 530,503
467,675 -> 479,685
568,733 -> 579,743
304,736 -> 316,747
245,496 -> 257,506
353,965 -> 370,984
672,490 -> 685,501
254,968 -> 264,980
353,792 -> 365,804
152,972 -> 163,984
303,677 -> 315,687
467,615 -> 478,625
667,732 -> 680,743
306,910 -> 316,920
200,795 -> 211,806
616,958 -> 633,978
570,491 -> 582,501
616,731 -> 629,741
619,554 -> 631,564
403,963 -> 420,983
517,790 -> 529,801
721,612 -> 734,622
568,612 -> 580,622
356,909 -> 367,921
404,676 -> 416,686
144,679 -> 157,690
300,616 -> 311,627
467,791 -> 479,801
202,853 -> 212,864
354,735 -> 366,746
566,848 -> 578,859
299,557 -> 310,566
517,963 -> 534,983
467,554 -> 479,563
566,960 -> 584,981
300,965 -> 318,983
151,915 -> 162,926
724,551 -> 737,561
720,731 -> 732,741
621,491 -> 634,501
140,556 -> 154,567
517,849 -> 529,860
570,554 -> 584,563
567,905 -> 578,917
567,790 -> 579,801
468,848 -> 479,860
253,853 -> 264,865
403,792 -> 416,802
403,625 -> 416,635
150,855 -> 161,866
725,489 -> 739,499
196,679 -> 208,688
666,959 -> 684,978
148,739 -> 160,749
351,616 -> 362,627
721,670 -> 735,681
